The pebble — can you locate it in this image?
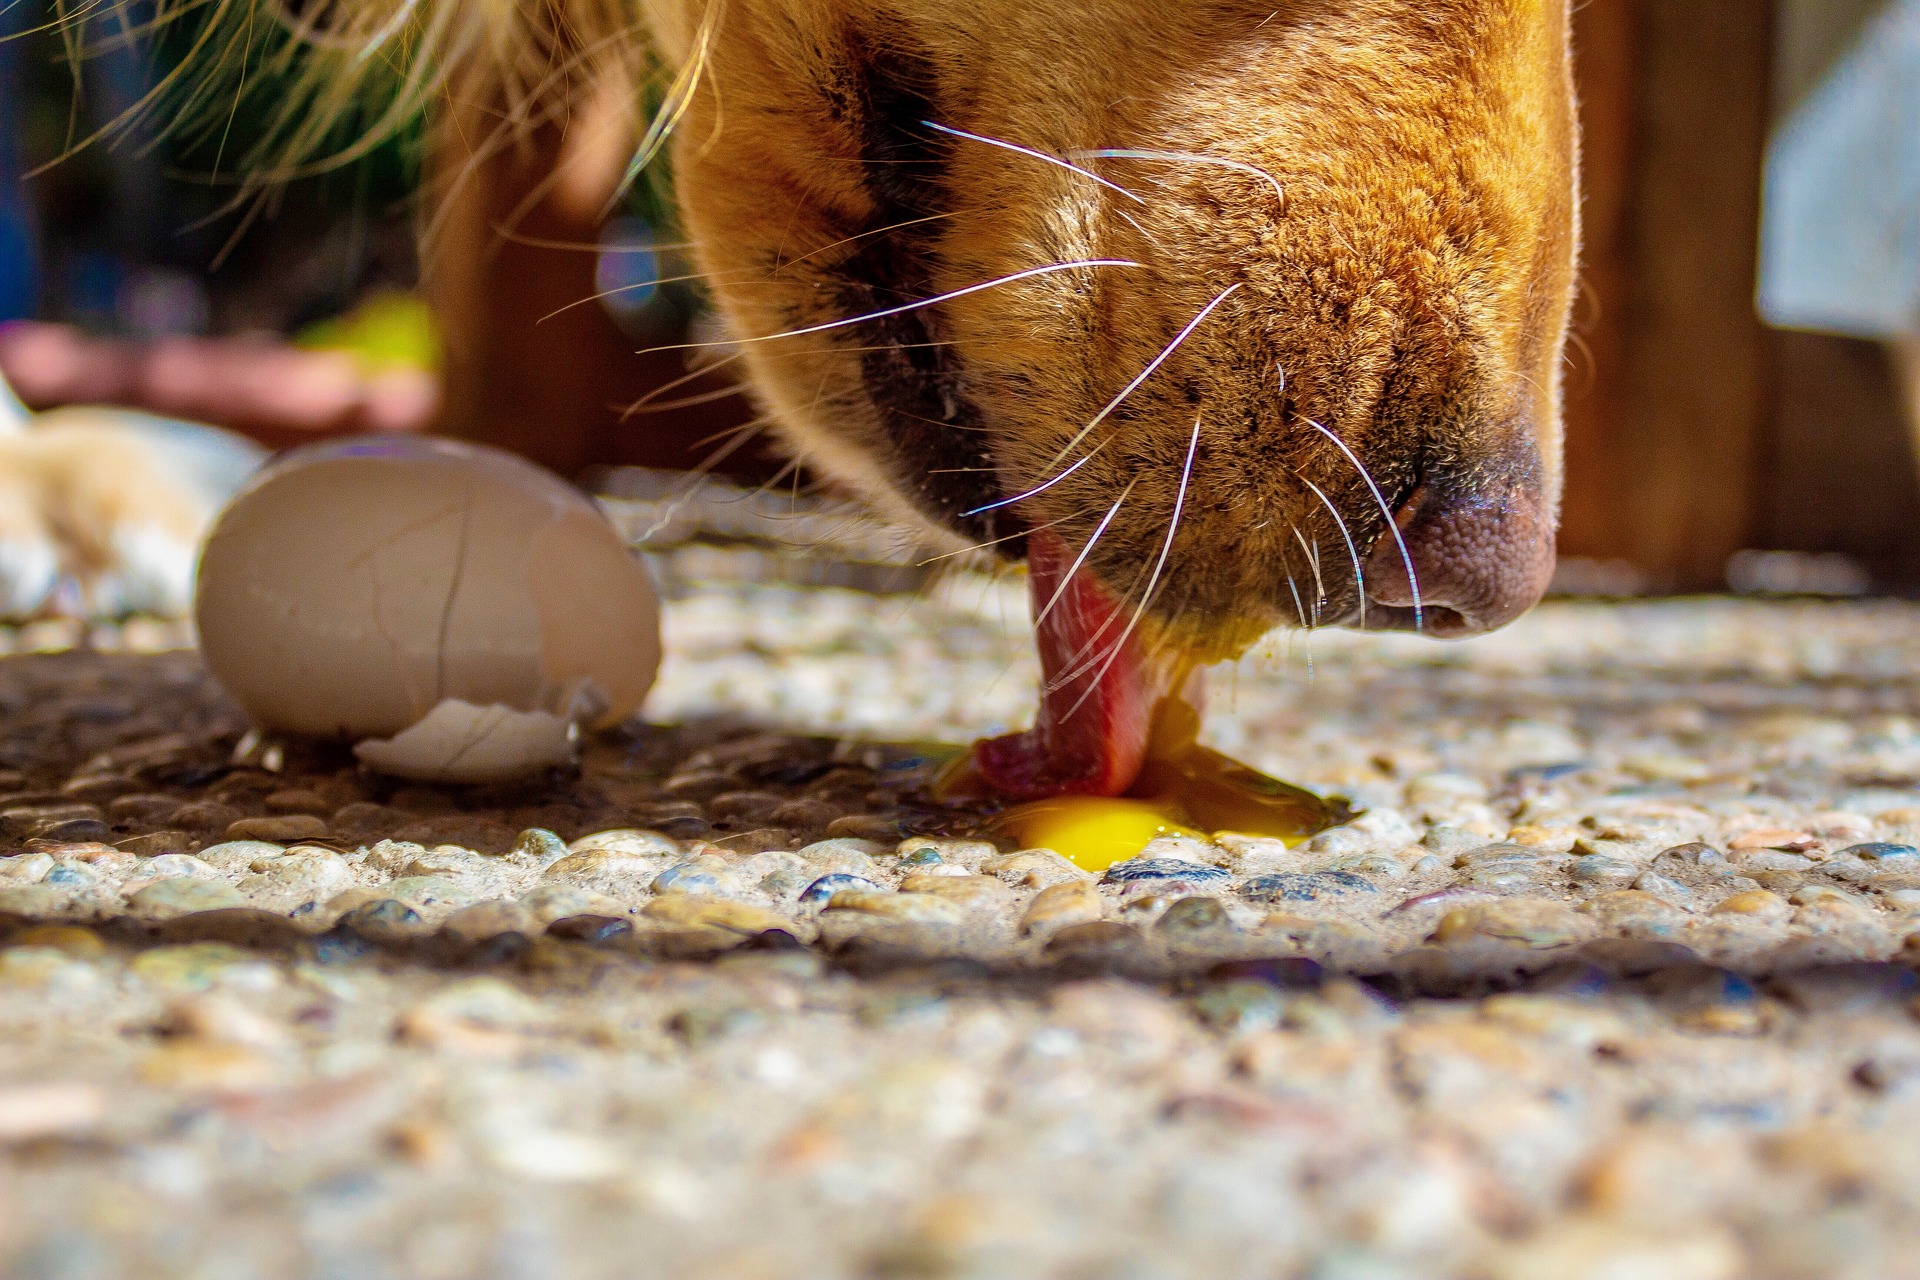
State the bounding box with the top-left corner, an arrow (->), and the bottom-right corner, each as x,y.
336,898 -> 427,940
381,876 -> 480,913
441,900 -> 535,942
107,793 -> 184,824
898,874 -> 1008,904
798,873 -> 881,908
507,828 -> 571,867
567,829 -> 681,860
1843,842 -> 1920,862
0,853 -> 53,885
168,801 -> 243,832
1727,829 -> 1819,853
644,895 -> 791,935
545,915 -> 634,944
1435,898 -> 1589,949
982,850 -> 1088,888
1153,896 -> 1235,938
542,850 -> 670,896
1711,890 -> 1792,920
226,815 -> 329,843
0,885 -> 68,915
651,862 -> 728,897
1239,872 -> 1375,905
238,849 -> 354,903
196,840 -> 288,871
10,925 -> 105,957
126,878 -> 245,919
1101,858 -> 1231,893
1021,881 -> 1105,935
1583,891 -> 1688,936
519,887 -> 631,926
128,943 -> 267,991
794,838 -> 888,874
823,891 -> 961,924
1573,855 -> 1644,887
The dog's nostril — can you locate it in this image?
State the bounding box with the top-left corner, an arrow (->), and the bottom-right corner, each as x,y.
1361,478 -> 1556,638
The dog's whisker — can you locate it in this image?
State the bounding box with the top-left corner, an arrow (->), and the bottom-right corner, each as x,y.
963,443 -> 1105,517
925,121 -> 1147,205
1059,411 -> 1201,720
636,259 -> 1143,357
1034,480 -> 1137,628
1043,282 -> 1241,474
1295,472 -> 1366,631
1302,413 -> 1421,632
1069,148 -> 1284,207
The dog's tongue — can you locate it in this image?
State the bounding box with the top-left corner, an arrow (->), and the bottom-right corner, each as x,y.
969,528 -> 1180,800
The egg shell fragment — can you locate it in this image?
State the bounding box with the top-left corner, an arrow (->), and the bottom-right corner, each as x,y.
194,436 -> 660,744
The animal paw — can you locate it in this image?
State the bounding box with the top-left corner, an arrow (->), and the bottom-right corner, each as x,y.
0,408 -> 265,620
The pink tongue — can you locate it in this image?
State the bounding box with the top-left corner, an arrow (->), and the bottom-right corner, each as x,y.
971,528 -> 1172,800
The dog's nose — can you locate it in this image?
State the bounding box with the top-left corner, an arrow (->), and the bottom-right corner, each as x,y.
1361,468 -> 1556,638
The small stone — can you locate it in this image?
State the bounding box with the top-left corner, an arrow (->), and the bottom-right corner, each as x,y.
1583,891 -> 1688,936
36,817 -> 110,843
1101,858 -> 1230,892
337,898 -> 426,940
1192,981 -> 1288,1034
508,828 -> 572,867
1655,843 -> 1729,870
1631,871 -> 1697,910
0,853 -> 53,885
10,925 -> 105,957
1043,921 -> 1142,955
0,803 -> 99,837
192,840 -> 286,871
441,900 -> 535,942
1845,842 -> 1920,862
1303,825 -> 1374,858
0,886 -> 68,915
543,849 -> 669,896
651,862 -> 727,896
109,793 -> 184,825
546,915 -> 634,943
1728,829 -> 1819,853
1021,881 -> 1106,934
898,846 -> 945,868
381,876 -> 479,913
1154,896 -> 1234,937
1711,890 -> 1791,920
139,854 -> 218,881
1573,855 -> 1643,887
226,815 -> 329,843
127,878 -> 246,919
263,789 -> 329,815
982,850 -> 1090,889
128,943 -> 261,990
824,891 -> 961,924
117,832 -> 195,857
1435,898 -> 1589,949
898,874 -> 1009,904
1507,824 -> 1579,852
1422,826 -> 1487,856
141,1040 -> 277,1091
519,886 -> 632,926
798,873 -> 881,908
794,838 -> 888,874
329,802 -> 410,841
567,829 -> 681,859
1239,872 -> 1375,905
644,895 -> 791,935
825,815 -> 904,842
168,801 -> 243,832
237,849 -> 354,905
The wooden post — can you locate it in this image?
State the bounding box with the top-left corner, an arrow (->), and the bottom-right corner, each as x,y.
1558,0 -> 1777,591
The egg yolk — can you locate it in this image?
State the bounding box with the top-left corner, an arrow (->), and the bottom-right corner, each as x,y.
948,689 -> 1351,873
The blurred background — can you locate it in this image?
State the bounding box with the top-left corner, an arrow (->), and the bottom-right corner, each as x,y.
1,0 -> 1917,598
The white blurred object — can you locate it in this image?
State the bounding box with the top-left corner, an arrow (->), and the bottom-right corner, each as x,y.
0,369 -> 266,620
1760,0 -> 1920,337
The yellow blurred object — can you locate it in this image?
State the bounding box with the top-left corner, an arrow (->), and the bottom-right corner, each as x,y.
295,291 -> 440,374
995,797 -> 1204,872
986,694 -> 1350,872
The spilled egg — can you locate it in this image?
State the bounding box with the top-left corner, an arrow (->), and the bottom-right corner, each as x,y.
194,436 -> 660,782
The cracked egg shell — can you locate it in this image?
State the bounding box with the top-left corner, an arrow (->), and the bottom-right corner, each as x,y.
194,435 -> 660,745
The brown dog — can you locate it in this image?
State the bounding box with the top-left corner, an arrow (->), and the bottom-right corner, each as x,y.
46,0 -> 1580,796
